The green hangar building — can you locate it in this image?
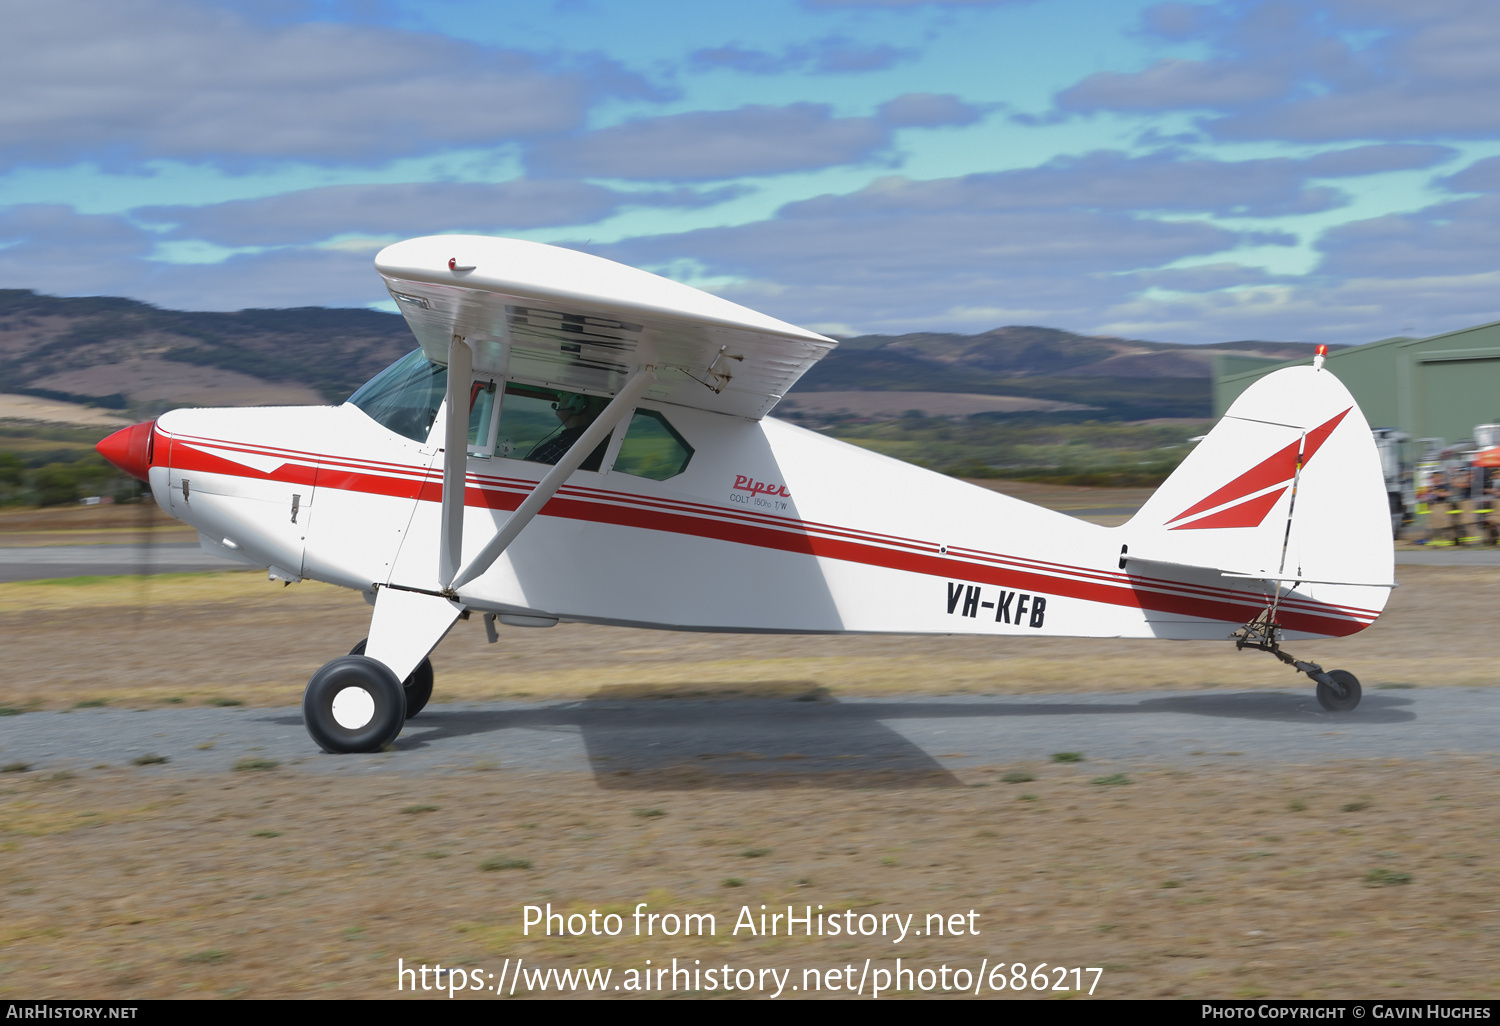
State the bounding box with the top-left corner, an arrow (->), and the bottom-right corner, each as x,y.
1215,319 -> 1500,456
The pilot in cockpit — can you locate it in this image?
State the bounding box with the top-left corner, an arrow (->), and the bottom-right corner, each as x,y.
527,392 -> 606,465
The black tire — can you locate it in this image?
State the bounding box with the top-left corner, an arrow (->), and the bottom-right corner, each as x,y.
1316,669 -> 1362,712
303,655 -> 406,754
349,639 -> 434,718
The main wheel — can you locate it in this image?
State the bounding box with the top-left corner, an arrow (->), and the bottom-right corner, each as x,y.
1316,669 -> 1362,712
349,639 -> 434,718
304,655 -> 407,753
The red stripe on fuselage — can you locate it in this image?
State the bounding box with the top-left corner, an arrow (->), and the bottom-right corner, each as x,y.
163,434 -> 1377,637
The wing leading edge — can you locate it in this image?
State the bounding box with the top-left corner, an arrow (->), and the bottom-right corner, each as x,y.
375,235 -> 837,420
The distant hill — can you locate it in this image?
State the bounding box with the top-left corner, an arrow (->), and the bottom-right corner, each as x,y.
0,290 -> 412,408
791,327 -> 1332,419
830,326 -> 1322,377
0,291 -> 1328,420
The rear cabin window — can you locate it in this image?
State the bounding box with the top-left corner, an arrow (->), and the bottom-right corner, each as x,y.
496,383 -> 609,472
347,349 -> 446,442
613,409 -> 693,481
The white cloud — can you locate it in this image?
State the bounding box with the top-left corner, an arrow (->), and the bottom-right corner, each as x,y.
878,93 -> 985,128
0,0 -> 629,170
133,180 -> 732,246
1053,0 -> 1500,142
528,104 -> 890,181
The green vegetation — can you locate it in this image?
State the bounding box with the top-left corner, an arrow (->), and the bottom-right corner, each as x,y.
1000,771 -> 1035,784
400,804 -> 439,814
480,857 -> 532,871
233,758 -> 280,772
130,753 -> 169,766
740,848 -> 771,858
794,412 -> 1210,486
1364,868 -> 1412,887
0,445 -> 144,507
1050,752 -> 1084,763
633,808 -> 666,818
181,950 -> 229,964
1091,773 -> 1132,786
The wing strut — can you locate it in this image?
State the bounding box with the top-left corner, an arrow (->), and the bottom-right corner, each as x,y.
439,334 -> 473,587
443,365 -> 656,594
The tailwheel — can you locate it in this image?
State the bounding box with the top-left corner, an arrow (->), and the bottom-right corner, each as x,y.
1234,614 -> 1363,713
1316,669 -> 1362,713
349,638 -> 434,718
304,655 -> 407,754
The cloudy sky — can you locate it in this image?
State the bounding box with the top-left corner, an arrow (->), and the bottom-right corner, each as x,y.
3,0 -> 1499,344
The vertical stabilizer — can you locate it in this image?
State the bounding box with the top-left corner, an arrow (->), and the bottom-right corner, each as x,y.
1122,365 -> 1394,590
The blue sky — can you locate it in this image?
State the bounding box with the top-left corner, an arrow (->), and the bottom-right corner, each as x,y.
3,0 -> 1499,344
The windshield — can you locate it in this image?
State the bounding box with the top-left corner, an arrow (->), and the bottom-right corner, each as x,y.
348,349 -> 447,442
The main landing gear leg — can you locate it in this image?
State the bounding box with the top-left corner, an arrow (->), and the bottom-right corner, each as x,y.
1232,615 -> 1362,712
348,639 -> 434,718
303,587 -> 465,753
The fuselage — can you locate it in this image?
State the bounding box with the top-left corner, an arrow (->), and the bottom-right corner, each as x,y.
135,384 -> 1383,642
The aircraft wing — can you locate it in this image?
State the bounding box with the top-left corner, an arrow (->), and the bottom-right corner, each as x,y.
375,235 -> 836,420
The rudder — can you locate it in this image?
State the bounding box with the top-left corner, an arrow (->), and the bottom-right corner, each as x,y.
1122,364 -> 1394,594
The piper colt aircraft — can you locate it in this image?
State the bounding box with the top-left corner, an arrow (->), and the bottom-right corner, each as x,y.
97,236 -> 1395,753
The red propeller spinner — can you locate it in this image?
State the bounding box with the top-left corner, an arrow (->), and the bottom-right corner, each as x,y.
96,420 -> 156,482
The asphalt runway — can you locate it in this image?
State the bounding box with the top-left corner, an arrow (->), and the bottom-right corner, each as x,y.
0,543 -> 246,581
2,686 -> 1493,783
1392,547 -> 1500,566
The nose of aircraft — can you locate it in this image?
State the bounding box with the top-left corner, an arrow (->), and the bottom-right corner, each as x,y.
96,420 -> 156,482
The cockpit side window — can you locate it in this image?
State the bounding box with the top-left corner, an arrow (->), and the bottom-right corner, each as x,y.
347,349 -> 447,442
496,383 -> 610,471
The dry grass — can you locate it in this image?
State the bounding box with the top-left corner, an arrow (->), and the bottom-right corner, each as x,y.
0,565 -> 1493,711
0,501 -> 195,547
0,760 -> 1494,999
0,535 -> 1496,999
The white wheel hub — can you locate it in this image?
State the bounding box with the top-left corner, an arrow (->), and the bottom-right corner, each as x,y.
331,686 -> 375,730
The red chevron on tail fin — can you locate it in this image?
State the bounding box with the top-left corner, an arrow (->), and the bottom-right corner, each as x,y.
1165,407 -> 1351,530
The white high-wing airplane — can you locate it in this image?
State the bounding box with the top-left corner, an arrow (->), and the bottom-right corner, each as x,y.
97,236 -> 1395,754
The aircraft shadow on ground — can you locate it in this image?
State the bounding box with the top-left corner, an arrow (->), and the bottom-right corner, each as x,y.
348,683 -> 1417,791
